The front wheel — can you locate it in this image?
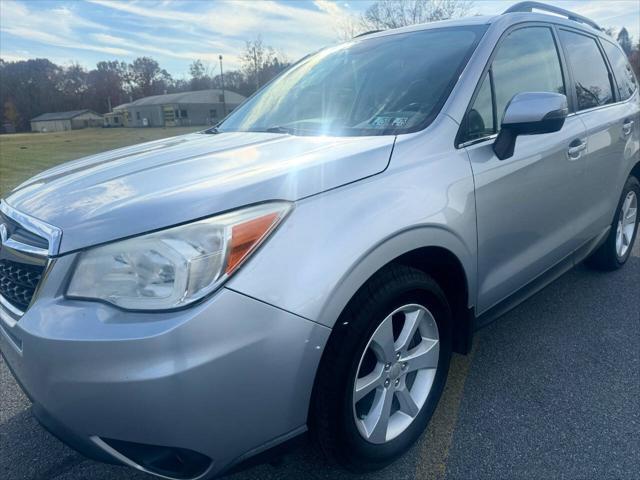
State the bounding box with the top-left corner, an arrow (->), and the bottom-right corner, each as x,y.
587,175 -> 639,270
311,265 -> 452,472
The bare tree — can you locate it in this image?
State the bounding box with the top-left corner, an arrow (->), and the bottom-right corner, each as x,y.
361,0 -> 474,31
334,13 -> 367,42
241,36 -> 274,90
240,36 -> 289,91
189,60 -> 216,90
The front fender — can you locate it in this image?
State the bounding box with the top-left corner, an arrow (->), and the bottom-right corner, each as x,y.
227,122 -> 478,328
312,224 -> 476,328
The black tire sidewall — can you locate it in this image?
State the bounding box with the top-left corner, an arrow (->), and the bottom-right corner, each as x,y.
320,268 -> 452,471
614,176 -> 640,266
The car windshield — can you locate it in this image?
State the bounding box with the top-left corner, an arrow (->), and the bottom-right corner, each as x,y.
216,26 -> 486,137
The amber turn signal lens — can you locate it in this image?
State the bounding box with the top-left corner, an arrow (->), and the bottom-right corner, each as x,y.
226,212 -> 280,275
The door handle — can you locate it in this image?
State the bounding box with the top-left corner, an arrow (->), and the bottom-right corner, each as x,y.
622,120 -> 634,136
567,139 -> 587,159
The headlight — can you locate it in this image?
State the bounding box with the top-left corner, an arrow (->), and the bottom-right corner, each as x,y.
67,202 -> 292,310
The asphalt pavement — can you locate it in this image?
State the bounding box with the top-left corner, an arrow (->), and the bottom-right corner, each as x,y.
1,238 -> 638,480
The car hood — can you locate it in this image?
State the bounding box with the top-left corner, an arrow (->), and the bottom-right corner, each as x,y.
5,132 -> 394,254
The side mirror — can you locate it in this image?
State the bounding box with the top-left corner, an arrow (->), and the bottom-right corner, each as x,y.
493,92 -> 568,160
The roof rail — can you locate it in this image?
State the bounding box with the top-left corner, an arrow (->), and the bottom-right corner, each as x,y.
503,1 -> 601,31
354,30 -> 382,38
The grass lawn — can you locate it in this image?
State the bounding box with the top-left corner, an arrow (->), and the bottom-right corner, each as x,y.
0,126 -> 202,196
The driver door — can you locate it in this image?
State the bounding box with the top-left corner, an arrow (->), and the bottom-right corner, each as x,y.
461,25 -> 587,314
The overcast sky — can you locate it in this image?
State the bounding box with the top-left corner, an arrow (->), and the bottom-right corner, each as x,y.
1,0 -> 638,77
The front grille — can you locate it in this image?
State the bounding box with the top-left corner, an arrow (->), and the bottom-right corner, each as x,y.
0,211 -> 49,250
0,259 -> 44,311
0,203 -> 55,315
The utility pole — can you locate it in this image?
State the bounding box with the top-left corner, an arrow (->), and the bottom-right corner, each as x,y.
219,54 -> 226,118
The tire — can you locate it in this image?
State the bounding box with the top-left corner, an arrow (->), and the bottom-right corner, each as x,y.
587,175 -> 639,271
311,264 -> 452,472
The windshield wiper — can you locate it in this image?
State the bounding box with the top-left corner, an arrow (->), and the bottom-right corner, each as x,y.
203,127 -> 220,134
263,126 -> 295,134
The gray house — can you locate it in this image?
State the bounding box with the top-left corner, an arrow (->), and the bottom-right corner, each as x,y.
103,111 -> 125,128
113,89 -> 246,128
31,110 -> 103,132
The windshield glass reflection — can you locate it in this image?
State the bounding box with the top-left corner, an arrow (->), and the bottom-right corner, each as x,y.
218,26 -> 485,137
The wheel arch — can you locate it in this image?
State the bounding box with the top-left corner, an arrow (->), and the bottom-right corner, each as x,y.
393,246 -> 472,354
315,226 -> 476,355
631,159 -> 640,181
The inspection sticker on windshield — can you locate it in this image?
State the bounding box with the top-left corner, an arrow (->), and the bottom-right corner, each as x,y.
370,116 -> 409,128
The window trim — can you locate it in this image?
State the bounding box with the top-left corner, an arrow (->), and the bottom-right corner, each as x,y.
458,132 -> 498,149
565,92 -> 639,118
556,26 -> 618,113
489,68 -> 497,134
455,22 -> 571,148
458,69 -> 496,147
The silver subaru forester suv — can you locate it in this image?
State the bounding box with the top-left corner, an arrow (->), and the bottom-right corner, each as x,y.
1,2 -> 638,479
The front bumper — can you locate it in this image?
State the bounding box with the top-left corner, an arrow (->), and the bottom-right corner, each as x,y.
0,285 -> 330,478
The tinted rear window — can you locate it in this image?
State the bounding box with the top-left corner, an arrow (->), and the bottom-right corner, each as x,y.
601,40 -> 637,101
559,30 -> 614,111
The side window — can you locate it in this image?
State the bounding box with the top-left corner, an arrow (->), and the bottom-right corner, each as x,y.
462,27 -> 564,143
601,40 -> 637,101
466,73 -> 494,140
492,27 -> 565,123
559,30 -> 614,110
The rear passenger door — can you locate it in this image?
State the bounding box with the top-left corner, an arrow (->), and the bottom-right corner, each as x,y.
557,29 -> 640,243
460,25 -> 588,314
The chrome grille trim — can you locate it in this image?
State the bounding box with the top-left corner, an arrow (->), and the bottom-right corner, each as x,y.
1,237 -> 48,258
0,200 -> 62,256
0,201 -> 59,318
0,293 -> 23,316
0,293 -> 22,326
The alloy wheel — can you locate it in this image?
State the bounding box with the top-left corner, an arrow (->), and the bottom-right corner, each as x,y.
352,304 -> 439,444
616,190 -> 638,259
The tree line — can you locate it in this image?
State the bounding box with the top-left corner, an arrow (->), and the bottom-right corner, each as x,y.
0,36 -> 289,132
1,0 -> 638,133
